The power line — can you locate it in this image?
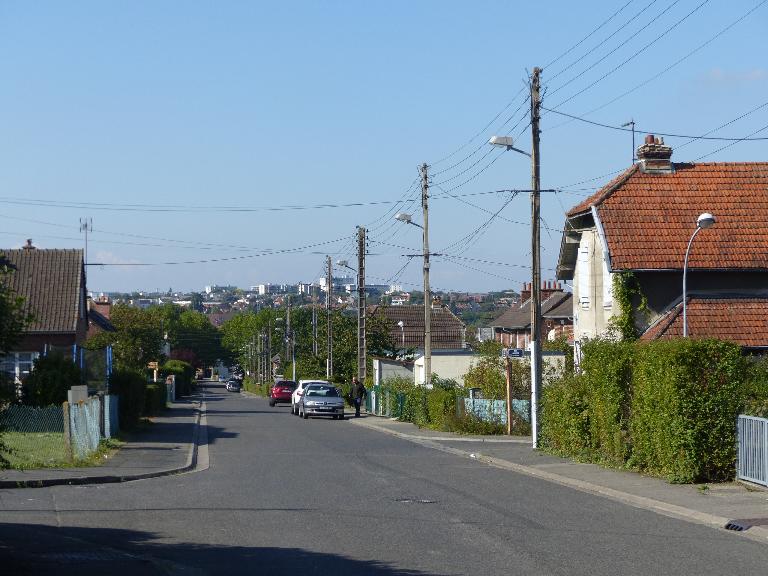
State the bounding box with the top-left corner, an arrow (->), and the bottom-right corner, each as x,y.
540,105 -> 768,141
695,120 -> 768,161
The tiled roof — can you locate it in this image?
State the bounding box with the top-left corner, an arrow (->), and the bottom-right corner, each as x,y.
2,249 -> 84,334
568,163 -> 768,270
640,296 -> 768,348
493,292 -> 573,329
370,305 -> 465,349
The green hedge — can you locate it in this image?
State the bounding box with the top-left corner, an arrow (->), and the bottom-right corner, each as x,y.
110,369 -> 146,429
24,353 -> 83,407
541,338 -> 749,483
144,383 -> 167,416
630,339 -> 745,483
161,360 -> 194,398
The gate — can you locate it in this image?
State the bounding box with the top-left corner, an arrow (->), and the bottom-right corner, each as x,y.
737,415 -> 768,487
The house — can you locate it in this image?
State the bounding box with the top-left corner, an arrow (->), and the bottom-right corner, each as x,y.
372,349 -> 477,387
0,242 -> 88,382
490,282 -> 573,348
87,295 -> 116,338
556,135 -> 768,350
370,304 -> 466,351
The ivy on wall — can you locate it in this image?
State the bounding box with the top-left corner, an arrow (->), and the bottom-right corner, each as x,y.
610,271 -> 649,341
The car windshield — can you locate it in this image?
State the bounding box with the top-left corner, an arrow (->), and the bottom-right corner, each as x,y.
275,381 -> 296,389
305,386 -> 338,397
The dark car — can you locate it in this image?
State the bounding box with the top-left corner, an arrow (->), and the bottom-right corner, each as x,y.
269,380 -> 296,407
226,379 -> 241,392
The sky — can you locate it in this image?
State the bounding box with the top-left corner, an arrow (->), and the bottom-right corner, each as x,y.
1,1 -> 767,295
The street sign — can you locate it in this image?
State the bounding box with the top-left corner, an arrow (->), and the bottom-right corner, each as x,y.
502,348 -> 525,358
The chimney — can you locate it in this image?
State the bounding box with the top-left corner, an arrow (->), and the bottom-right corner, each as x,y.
23,239 -> 36,250
520,282 -> 531,305
636,134 -> 673,174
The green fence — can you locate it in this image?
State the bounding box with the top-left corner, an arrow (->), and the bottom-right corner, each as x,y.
368,386 -> 406,418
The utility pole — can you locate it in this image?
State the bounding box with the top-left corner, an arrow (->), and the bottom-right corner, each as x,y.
326,256 -> 333,379
312,285 -> 318,356
287,295 -> 296,382
79,217 -> 92,273
266,319 -> 272,384
421,163 -> 432,387
257,331 -> 262,384
357,226 -> 367,382
530,66 -> 543,449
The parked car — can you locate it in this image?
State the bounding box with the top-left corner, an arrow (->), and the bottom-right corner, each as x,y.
298,383 -> 345,420
291,379 -> 331,415
269,380 -> 296,407
226,379 -> 241,392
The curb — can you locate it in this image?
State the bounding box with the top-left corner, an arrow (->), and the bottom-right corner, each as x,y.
0,396 -> 206,489
349,417 -> 768,545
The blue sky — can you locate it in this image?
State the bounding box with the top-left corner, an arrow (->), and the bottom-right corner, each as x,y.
1,1 -> 766,294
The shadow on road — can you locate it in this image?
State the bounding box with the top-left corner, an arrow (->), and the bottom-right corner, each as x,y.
0,522 -> 445,576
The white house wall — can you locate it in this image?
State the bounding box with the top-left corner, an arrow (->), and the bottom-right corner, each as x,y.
572,229 -> 617,340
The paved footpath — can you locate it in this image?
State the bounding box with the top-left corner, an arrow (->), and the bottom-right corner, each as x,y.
4,386 -> 768,546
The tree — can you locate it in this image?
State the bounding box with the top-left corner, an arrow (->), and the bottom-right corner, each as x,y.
0,254 -> 31,359
86,304 -> 164,371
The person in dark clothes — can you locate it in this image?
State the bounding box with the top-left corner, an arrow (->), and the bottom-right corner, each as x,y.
352,377 -> 367,417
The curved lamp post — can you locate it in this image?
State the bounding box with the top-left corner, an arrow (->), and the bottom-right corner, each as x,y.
683,212 -> 716,337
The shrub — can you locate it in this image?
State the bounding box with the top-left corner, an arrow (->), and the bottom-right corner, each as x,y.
425,388 -> 459,430
161,360 -> 194,398
24,353 -> 83,407
540,371 -> 590,458
144,383 -> 166,416
630,339 -> 746,483
110,369 -> 146,429
743,356 -> 768,418
579,338 -> 634,466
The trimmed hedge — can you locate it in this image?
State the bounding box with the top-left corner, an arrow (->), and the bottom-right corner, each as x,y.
110,369 -> 146,429
630,339 -> 745,483
144,383 -> 167,416
23,353 -> 83,407
541,338 -> 749,483
161,360 -> 194,398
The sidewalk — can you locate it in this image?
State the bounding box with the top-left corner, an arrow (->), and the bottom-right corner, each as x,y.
0,394 -> 205,489
348,413 -> 768,544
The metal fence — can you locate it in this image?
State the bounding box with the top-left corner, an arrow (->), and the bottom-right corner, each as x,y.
1,395 -> 118,468
737,415 -> 768,487
463,398 -> 531,424
368,386 -> 406,418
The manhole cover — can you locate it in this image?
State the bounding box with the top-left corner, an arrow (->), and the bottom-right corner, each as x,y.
724,518 -> 768,532
394,498 -> 437,504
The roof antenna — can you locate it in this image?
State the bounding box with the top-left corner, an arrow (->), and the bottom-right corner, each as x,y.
621,119 -> 636,164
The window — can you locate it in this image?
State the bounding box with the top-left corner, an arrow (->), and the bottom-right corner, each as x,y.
0,352 -> 39,382
578,240 -> 591,310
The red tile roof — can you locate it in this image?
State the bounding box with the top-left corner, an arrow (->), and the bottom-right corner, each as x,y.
640,296 -> 768,348
569,163 -> 768,270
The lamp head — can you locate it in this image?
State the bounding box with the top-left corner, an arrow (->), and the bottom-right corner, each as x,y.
489,135 -> 514,149
336,259 -> 349,268
397,320 -> 404,328
696,212 -> 716,229
394,212 -> 413,224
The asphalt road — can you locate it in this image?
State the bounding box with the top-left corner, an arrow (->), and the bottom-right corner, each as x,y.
2,381 -> 768,575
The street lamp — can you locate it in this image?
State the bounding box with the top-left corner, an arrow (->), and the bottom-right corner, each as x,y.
683,212 -> 716,337
397,320 -> 405,349
490,134 -> 541,446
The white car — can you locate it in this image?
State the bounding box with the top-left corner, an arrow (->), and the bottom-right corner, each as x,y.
291,379 -> 331,415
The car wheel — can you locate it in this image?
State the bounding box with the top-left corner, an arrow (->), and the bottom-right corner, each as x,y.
302,406 -> 309,419
338,414 -> 344,420
269,400 -> 275,407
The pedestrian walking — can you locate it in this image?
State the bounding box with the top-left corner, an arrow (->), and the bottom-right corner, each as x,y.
352,377 -> 367,418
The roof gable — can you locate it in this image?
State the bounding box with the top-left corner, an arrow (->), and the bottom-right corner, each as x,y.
2,249 -> 85,334
370,305 -> 465,349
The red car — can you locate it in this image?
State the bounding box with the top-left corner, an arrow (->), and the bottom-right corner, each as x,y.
269,380 -> 296,407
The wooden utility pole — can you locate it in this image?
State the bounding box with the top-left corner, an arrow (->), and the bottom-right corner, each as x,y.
312,285 -> 318,356
326,255 -> 333,379
421,163 -> 432,387
357,226 -> 367,382
530,66 -> 543,448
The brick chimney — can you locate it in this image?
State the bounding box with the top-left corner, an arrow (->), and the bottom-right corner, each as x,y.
637,134 -> 673,174
520,282 -> 531,305
520,281 -> 563,306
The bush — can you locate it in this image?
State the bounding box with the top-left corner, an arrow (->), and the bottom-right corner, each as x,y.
243,376 -> 269,396
580,339 -> 634,466
144,383 -> 166,416
161,360 -> 194,398
743,356 -> 768,418
630,339 -> 746,483
24,353 -> 83,407
540,371 -> 590,458
110,369 -> 146,429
